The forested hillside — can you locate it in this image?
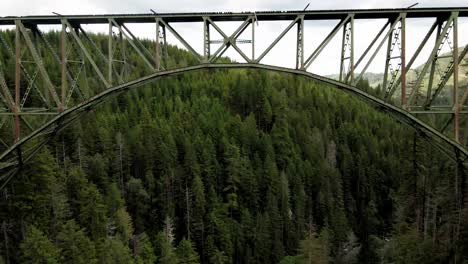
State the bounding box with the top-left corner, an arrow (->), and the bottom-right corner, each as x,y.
0,31 -> 466,264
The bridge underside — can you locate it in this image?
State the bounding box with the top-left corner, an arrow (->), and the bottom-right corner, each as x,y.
0,63 -> 467,189
0,8 -> 468,187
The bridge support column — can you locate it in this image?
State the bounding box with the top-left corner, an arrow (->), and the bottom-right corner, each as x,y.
340,15 -> 354,83
453,15 -> 459,143
14,20 -> 21,143
108,20 -> 113,84
61,21 -> 67,111
155,19 -> 160,70
401,14 -> 406,108
296,15 -> 304,70
203,17 -> 210,63
251,16 -> 255,61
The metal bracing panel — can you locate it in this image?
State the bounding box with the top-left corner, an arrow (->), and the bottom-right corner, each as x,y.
256,17 -> 300,63
408,12 -> 457,106
34,27 -> 85,105
16,21 -> 61,109
203,17 -> 210,62
121,23 -> 156,63
383,14 -> 407,102
296,15 -> 304,70
304,14 -> 352,70
154,19 -> 169,71
110,19 -> 156,72
346,20 -> 389,82
340,15 -> 354,83
63,20 -> 111,88
158,19 -> 202,62
389,20 -> 438,98
0,63 -> 15,111
355,15 -> 402,85
426,45 -> 468,108
0,33 -> 49,109
206,17 -> 252,63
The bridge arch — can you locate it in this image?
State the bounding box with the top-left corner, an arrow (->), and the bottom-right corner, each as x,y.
0,63 -> 467,188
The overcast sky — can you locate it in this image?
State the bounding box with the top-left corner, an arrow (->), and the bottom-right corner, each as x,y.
1,0 -> 468,75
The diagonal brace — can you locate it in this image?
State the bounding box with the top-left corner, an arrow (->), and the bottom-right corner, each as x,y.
158,19 -> 202,62
408,13 -> 457,106
63,20 -> 111,88
354,15 -> 402,85
256,17 -> 301,63
304,14 -> 352,70
207,17 -> 252,63
17,21 -> 61,108
110,19 -> 156,71
387,20 -> 438,98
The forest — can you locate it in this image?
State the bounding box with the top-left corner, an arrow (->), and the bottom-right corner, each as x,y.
0,30 -> 467,263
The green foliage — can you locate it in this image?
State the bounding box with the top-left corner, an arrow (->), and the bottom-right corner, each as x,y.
0,30 -> 461,264
19,226 -> 60,264
155,231 -> 178,264
56,220 -> 97,264
97,238 -> 134,264
177,238 -> 200,264
298,229 -> 331,264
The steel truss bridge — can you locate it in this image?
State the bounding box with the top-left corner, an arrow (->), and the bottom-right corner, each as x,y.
0,7 -> 467,198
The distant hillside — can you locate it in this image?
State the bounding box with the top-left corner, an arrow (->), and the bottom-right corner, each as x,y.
327,49 -> 468,90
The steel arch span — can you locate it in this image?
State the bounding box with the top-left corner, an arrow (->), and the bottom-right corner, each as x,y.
0,63 -> 467,188
0,8 -> 467,192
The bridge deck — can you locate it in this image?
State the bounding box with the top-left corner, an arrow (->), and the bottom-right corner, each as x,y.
0,7 -> 467,25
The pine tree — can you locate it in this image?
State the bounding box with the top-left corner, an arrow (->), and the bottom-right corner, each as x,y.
155,231 -> 178,264
56,220 -> 97,264
297,229 -> 330,264
177,238 -> 201,264
19,226 -> 60,264
97,238 -> 134,264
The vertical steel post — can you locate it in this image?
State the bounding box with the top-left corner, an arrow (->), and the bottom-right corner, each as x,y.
426,23 -> 441,102
382,19 -> 395,92
401,14 -> 406,108
108,20 -> 113,84
350,15 -> 355,83
162,25 -> 168,69
203,17 -> 210,62
339,21 -> 346,82
14,20 -> 21,143
156,19 -> 161,70
119,30 -> 126,80
251,16 -> 255,61
61,21 -> 67,111
296,16 -> 304,70
453,15 -> 459,142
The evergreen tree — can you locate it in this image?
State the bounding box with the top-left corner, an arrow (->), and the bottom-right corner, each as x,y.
19,227 -> 60,264
56,220 -> 97,264
177,238 -> 200,264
